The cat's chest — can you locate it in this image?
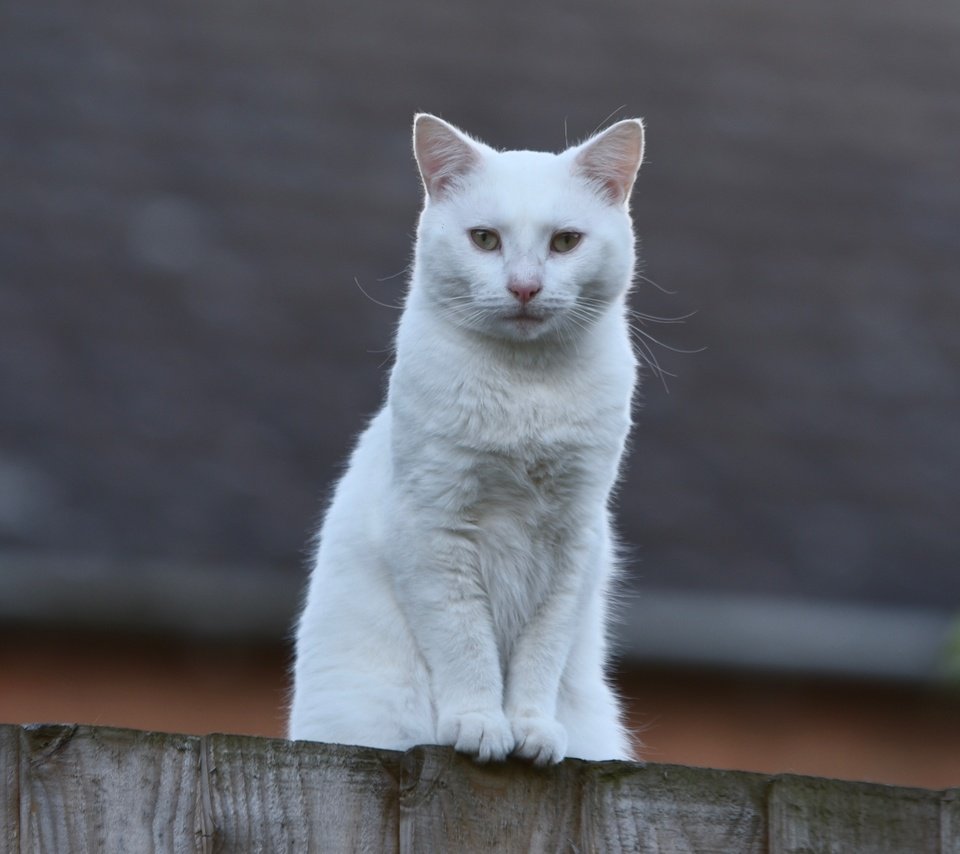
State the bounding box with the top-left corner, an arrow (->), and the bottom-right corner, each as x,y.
473,445 -> 573,502
434,366 -> 624,456
398,367 -> 626,523
389,327 -> 634,509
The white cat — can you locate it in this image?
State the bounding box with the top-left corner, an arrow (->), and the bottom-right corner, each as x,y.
289,113 -> 644,765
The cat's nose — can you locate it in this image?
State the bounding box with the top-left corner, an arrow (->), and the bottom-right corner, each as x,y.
508,278 -> 542,305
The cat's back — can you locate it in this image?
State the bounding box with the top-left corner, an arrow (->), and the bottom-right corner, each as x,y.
311,406 -> 392,568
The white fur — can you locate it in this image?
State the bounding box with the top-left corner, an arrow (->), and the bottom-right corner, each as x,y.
289,114 -> 645,765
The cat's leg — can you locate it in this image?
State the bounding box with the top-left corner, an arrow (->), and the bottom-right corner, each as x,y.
290,605 -> 437,750
502,576 -> 580,765
290,650 -> 436,749
504,518 -> 636,765
502,532 -> 608,765
392,527 -> 515,763
288,678 -> 434,751
290,521 -> 437,751
556,675 -> 634,761
555,602 -> 634,761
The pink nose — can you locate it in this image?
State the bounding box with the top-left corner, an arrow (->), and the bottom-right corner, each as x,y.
508,280 -> 542,305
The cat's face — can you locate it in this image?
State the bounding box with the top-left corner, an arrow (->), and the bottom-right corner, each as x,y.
413,115 -> 644,344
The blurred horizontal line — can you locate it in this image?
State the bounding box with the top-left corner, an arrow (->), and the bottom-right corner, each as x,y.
0,553 -> 300,642
618,589 -> 957,684
1,553 -> 956,683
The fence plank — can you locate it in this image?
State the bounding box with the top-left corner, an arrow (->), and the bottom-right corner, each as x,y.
399,745 -> 591,852
18,724 -> 201,854
769,776 -> 945,854
206,734 -> 401,854
580,762 -> 769,853
399,746 -> 769,852
941,790 -> 959,854
0,725 -> 19,852
3,724 -> 956,853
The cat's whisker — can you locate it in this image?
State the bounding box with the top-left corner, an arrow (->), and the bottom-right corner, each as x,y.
565,312 -> 599,332
629,325 -> 706,356
626,308 -> 698,326
573,295 -> 609,308
626,329 -> 676,392
554,318 -> 570,353
571,298 -> 604,311
568,302 -> 604,321
634,272 -> 677,295
353,277 -> 404,310
564,298 -> 694,391
589,104 -> 628,137
376,265 -> 412,283
439,303 -> 493,333
559,313 -> 598,357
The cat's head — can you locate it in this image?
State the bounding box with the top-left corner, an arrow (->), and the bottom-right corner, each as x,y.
411,113 -> 644,344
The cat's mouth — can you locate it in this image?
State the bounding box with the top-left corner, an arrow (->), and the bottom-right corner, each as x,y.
493,306 -> 556,339
502,308 -> 546,324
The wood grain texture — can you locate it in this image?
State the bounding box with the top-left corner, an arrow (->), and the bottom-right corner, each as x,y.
943,790 -> 959,854
399,746 -> 770,852
769,776 -> 947,854
18,724 -> 201,854
0,725 -> 19,852
399,746 -> 590,852
204,734 -> 401,854
2,724 -> 956,853
580,762 -> 769,853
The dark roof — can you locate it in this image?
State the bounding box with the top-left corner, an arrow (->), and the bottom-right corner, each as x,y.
2,0 -> 958,621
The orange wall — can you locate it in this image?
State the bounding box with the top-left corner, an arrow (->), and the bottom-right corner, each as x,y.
619,668 -> 960,789
2,630 -> 958,789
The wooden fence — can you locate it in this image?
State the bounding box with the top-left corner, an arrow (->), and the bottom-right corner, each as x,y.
1,723 -> 957,852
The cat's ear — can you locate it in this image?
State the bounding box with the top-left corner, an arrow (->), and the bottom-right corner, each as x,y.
573,119 -> 645,206
413,114 -> 485,200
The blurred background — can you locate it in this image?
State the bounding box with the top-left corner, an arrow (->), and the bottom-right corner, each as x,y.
2,0 -> 958,788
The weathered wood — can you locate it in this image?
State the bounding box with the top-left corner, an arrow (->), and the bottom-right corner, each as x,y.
399,747 -> 770,852
943,790 -> 960,854
204,734 -> 401,854
8,726 -> 401,854
580,762 -> 769,853
17,725 -> 200,854
399,746 -> 590,851
2,724 -> 957,853
769,775 -> 948,854
1,725 -> 19,852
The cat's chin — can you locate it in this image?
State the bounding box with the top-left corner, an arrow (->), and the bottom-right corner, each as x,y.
503,314 -> 546,327
495,313 -> 553,342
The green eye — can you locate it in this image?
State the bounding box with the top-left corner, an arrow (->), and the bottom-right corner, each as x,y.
551,231 -> 582,253
469,228 -> 501,251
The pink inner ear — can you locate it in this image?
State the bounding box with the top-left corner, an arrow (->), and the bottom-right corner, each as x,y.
415,117 -> 481,198
574,121 -> 644,205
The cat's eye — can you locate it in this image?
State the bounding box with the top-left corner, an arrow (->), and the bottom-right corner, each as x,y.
469,228 -> 501,251
551,231 -> 582,253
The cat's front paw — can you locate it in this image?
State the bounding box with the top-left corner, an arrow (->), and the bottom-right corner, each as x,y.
437,711 -> 515,763
510,716 -> 568,766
